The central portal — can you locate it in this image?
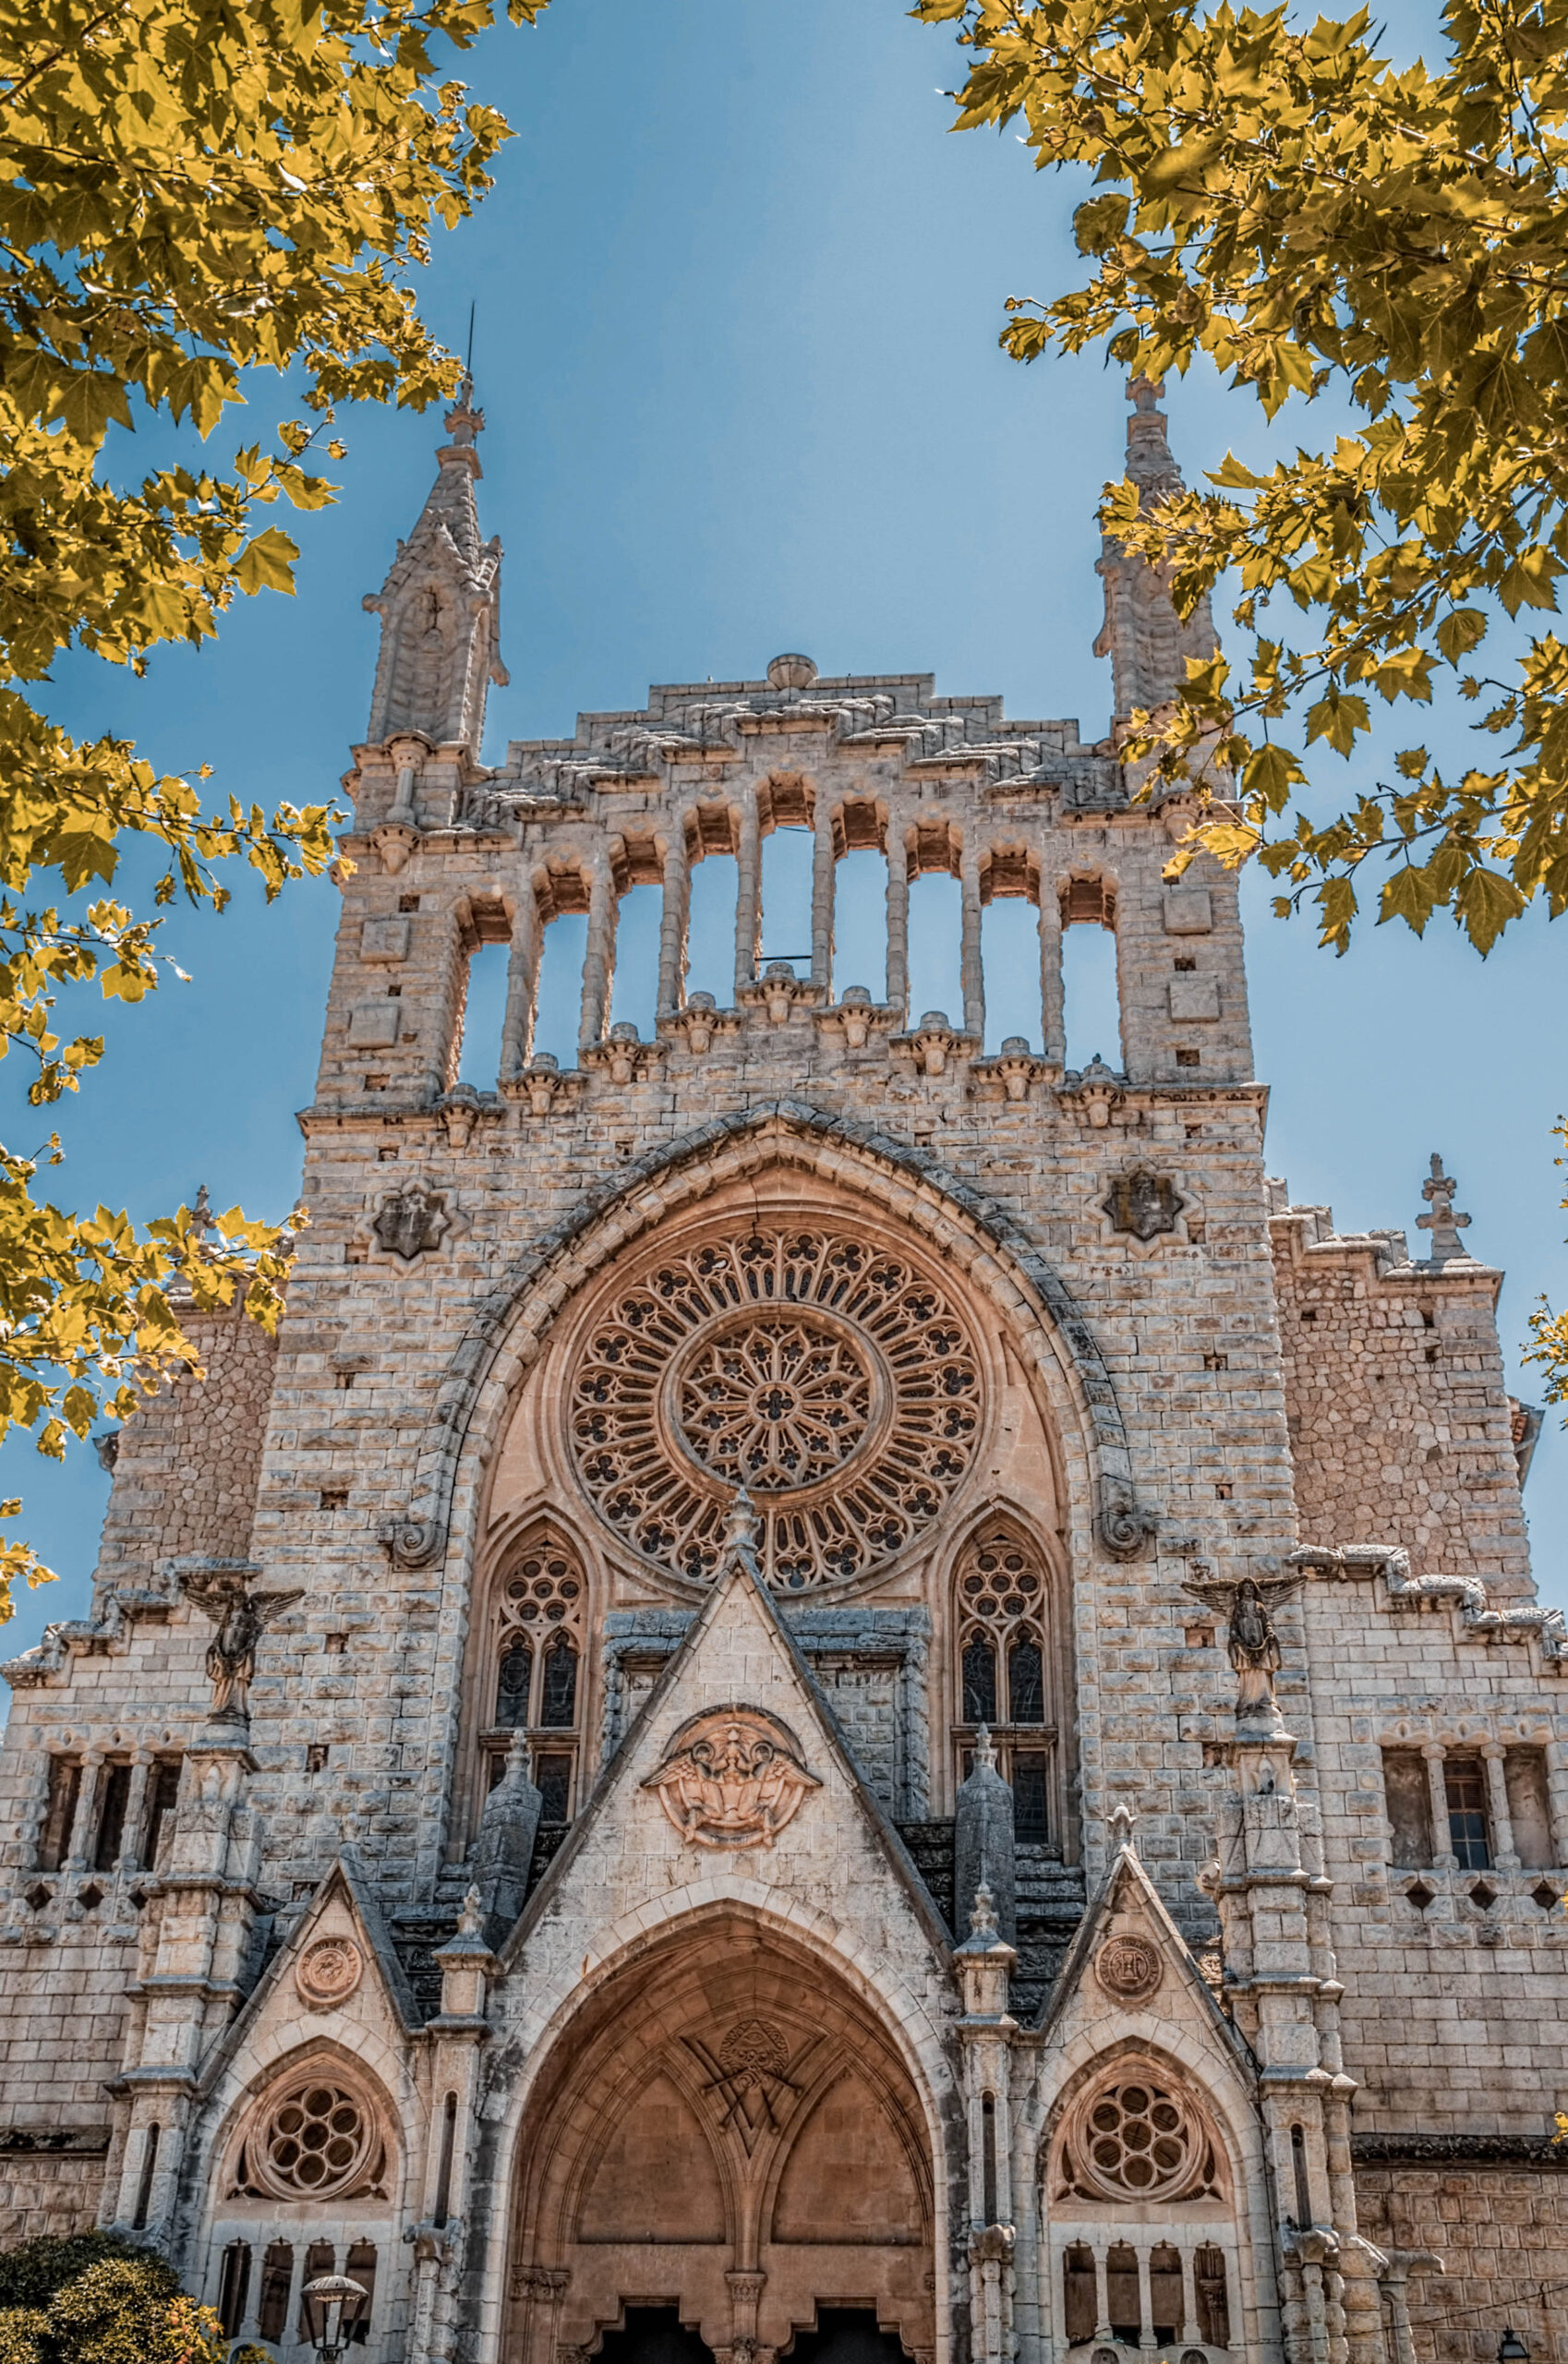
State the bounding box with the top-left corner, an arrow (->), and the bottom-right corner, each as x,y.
505,1918 -> 935,2364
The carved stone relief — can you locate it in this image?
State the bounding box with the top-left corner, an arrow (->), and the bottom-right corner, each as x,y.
642,1706 -> 820,1849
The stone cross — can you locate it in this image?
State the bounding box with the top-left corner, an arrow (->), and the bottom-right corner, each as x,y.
1417,1152 -> 1471,1261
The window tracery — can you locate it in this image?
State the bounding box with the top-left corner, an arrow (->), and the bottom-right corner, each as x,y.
484,1536 -> 586,1822
953,1526 -> 1055,1840
228,2071 -> 389,2205
1056,2074 -> 1222,2208
570,1225 -> 983,1589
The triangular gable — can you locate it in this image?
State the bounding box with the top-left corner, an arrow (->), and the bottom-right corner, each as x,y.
501,1529 -> 952,1972
198,1851 -> 422,2101
1037,1840 -> 1251,2078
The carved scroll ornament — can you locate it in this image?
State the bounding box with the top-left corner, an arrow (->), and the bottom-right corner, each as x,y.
643,1706 -> 820,1850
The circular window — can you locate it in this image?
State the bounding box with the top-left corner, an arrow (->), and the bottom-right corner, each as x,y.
246,2076 -> 381,2203
571,1226 -> 983,1589
1059,2074 -> 1218,2206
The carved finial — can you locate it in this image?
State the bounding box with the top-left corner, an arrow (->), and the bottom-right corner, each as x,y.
1128,373 -> 1164,416
190,1183 -> 213,1239
457,1884 -> 485,1940
1109,1799 -> 1138,1852
1417,1152 -> 1472,1262
969,1876 -> 999,1941
725,1487 -> 761,1556
973,1723 -> 997,1774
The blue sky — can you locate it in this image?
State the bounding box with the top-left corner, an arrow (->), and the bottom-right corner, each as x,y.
1,0 -> 1562,1679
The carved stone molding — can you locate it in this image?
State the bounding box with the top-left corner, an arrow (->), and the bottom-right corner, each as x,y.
581,1024 -> 668,1086
1096,1474 -> 1156,1561
1104,1168 -> 1185,1243
296,1935 -> 365,2011
890,1012 -> 981,1078
501,1055 -> 584,1117
1094,1932 -> 1163,2003
813,989 -> 898,1052
662,994 -> 742,1055
971,1040 -> 1057,1104
371,1181 -> 451,1260
643,1705 -> 820,1849
1059,1054 -> 1128,1128
738,964 -> 827,1027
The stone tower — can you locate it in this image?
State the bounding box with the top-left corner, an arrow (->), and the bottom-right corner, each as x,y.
0,381 -> 1562,2364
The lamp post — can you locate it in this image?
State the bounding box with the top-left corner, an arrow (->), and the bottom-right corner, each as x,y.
1498,2332 -> 1530,2364
300,2272 -> 369,2363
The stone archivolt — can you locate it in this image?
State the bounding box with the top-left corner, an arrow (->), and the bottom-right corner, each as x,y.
505,1919 -> 934,2364
569,1223 -> 983,1590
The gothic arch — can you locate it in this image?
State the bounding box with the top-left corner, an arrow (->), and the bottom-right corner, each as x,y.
454,1509 -> 597,1841
499,1908 -> 939,2364
378,1103 -> 1152,1581
935,1504 -> 1073,1849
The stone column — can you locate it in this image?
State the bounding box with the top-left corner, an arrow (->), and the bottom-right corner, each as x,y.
1545,1740 -> 1568,1864
1176,2238 -> 1200,2347
1422,1744 -> 1456,1868
1092,2239 -> 1113,2345
886,826 -> 910,1019
500,882 -> 542,1084
65,1748 -> 103,1873
1135,2246 -> 1157,2352
1482,1742 -> 1517,1866
117,1752 -> 153,1875
414,1897 -> 498,2364
733,788 -> 760,997
811,791 -> 836,995
956,1889 -> 1017,2364
578,856 -> 616,1051
959,841 -> 985,1040
1038,887 -> 1065,1065
109,1731 -> 260,2237
657,829 -> 691,1020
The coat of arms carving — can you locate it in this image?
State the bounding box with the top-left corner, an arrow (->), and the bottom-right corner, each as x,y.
643,1706 -> 820,1849
1103,1169 -> 1183,1243
371,1182 -> 450,1261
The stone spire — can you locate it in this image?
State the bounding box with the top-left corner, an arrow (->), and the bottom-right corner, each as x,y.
1093,376 -> 1218,733
362,376 -> 508,758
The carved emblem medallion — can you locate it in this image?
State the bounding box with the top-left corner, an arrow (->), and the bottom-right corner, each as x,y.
371,1183 -> 450,1261
1103,1170 -> 1183,1243
296,1936 -> 365,2010
643,1706 -> 820,1849
1094,1933 -> 1163,2004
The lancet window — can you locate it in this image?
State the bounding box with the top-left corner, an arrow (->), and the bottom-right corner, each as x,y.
483,1535 -> 587,1823
953,1525 -> 1057,1844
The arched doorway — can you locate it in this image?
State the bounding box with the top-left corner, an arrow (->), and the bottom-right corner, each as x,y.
506,1919 -> 935,2364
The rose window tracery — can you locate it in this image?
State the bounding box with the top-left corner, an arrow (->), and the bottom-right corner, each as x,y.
1057,2076 -> 1220,2207
231,2075 -> 387,2204
571,1227 -> 983,1588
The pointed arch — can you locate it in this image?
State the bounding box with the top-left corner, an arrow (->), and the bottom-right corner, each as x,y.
377,1102 -> 1152,1581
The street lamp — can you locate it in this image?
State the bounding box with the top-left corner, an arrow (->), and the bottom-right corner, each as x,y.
300,2272 -> 369,2363
1498,2331 -> 1530,2364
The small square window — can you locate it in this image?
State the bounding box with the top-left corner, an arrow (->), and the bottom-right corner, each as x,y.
398,894 -> 420,912
1174,957 -> 1196,972
320,1489 -> 349,1512
1214,1481 -> 1233,1501
1203,1352 -> 1228,1370
363,1074 -> 388,1092
1176,1048 -> 1200,1067
1184,1624 -> 1214,1650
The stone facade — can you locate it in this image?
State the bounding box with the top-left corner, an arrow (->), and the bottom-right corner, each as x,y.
0,380 -> 1562,2364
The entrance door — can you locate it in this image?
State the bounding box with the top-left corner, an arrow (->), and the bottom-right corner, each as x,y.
507,1919 -> 935,2364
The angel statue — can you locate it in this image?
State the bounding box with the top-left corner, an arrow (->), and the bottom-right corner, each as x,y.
177,1563 -> 304,1725
1184,1564 -> 1306,1724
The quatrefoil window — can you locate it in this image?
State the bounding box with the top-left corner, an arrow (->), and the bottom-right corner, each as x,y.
570,1226 -> 983,1589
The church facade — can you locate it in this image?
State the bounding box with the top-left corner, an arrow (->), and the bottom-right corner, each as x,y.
0,380 -> 1564,2364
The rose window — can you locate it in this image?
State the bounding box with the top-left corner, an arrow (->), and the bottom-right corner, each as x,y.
1058,2077 -> 1219,2207
237,2077 -> 384,2203
571,1226 -> 982,1588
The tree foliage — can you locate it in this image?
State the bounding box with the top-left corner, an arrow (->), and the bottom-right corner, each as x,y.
0,2237 -> 253,2364
916,0 -> 1568,958
0,0 -> 549,1613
